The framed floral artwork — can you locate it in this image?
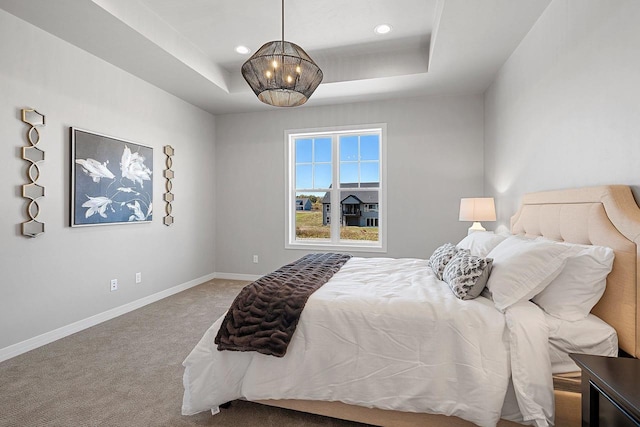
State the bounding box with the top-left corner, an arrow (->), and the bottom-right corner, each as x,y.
71,128 -> 153,227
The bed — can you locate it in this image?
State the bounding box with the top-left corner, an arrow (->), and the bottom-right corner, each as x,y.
182,185 -> 640,426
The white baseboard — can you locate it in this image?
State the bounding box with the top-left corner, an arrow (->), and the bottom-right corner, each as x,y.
0,272 -> 216,363
214,272 -> 261,282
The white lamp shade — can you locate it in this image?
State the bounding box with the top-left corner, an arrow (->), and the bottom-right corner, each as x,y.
459,198 -> 496,222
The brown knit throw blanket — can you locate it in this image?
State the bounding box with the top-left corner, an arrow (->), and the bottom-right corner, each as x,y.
215,253 -> 352,357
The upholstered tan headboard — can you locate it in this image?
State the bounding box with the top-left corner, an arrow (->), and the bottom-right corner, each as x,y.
510,185 -> 640,358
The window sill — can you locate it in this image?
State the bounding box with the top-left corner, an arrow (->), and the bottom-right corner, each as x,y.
286,240 -> 387,254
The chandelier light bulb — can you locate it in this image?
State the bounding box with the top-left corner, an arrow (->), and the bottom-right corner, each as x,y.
272,60 -> 278,68
265,70 -> 272,78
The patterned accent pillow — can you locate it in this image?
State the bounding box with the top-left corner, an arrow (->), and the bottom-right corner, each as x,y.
429,243 -> 461,280
442,251 -> 493,300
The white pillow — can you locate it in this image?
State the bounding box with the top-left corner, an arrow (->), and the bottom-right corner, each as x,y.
531,241 -> 614,321
486,236 -> 574,311
457,232 -> 508,258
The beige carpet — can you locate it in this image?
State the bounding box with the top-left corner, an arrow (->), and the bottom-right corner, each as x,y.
0,279 -> 370,427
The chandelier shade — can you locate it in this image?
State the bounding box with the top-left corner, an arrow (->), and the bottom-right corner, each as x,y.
241,1 -> 323,107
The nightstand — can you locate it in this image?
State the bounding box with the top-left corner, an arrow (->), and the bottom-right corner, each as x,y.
570,353 -> 640,426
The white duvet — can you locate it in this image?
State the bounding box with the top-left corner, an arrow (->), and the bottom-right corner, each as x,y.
182,258 -> 554,427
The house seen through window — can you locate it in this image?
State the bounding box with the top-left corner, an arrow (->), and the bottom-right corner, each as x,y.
286,125 -> 386,252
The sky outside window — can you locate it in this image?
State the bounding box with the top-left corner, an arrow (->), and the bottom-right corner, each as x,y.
296,137 -> 332,190
296,134 -> 380,189
339,134 -> 380,186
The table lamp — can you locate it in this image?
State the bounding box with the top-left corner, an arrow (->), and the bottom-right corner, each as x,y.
459,197 -> 496,234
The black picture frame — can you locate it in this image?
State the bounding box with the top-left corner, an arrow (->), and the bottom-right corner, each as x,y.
71,128 -> 153,227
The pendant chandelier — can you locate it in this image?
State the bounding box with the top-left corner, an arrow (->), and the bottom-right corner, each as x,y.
241,0 -> 323,107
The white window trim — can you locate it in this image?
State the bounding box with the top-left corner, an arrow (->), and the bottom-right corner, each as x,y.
285,123 -> 387,253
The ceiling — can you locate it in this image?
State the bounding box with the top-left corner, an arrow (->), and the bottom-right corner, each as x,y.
0,0 -> 551,115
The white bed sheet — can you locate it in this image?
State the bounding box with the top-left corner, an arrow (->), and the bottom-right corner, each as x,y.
182,257 -> 554,427
547,313 -> 618,373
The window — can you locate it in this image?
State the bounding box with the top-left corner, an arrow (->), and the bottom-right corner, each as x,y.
286,124 -> 386,252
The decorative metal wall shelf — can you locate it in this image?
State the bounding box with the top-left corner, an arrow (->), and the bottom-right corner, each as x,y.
21,108 -> 46,238
163,145 -> 174,226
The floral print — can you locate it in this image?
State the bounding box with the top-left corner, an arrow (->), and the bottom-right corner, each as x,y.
73,132 -> 152,225
120,145 -> 152,188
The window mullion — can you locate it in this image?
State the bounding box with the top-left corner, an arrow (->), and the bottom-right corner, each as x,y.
311,139 -> 315,189
330,135 -> 340,243
357,136 -> 361,186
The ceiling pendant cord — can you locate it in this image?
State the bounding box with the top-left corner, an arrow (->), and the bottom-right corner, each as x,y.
281,0 -> 285,86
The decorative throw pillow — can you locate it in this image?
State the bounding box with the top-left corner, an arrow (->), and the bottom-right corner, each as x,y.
429,243 -> 460,280
443,251 -> 493,300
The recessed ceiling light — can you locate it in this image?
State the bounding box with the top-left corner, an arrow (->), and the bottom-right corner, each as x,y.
235,45 -> 250,54
374,24 -> 392,35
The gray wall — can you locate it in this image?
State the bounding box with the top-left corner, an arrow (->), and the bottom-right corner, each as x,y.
9,0 -> 637,358
484,0 -> 640,231
215,94 -> 485,275
0,10 -> 216,351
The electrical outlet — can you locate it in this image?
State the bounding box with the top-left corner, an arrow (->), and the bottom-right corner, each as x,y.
135,272 -> 142,284
110,279 -> 118,291
253,255 -> 259,263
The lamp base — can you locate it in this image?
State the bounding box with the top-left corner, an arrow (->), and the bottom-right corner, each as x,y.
467,222 -> 486,235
